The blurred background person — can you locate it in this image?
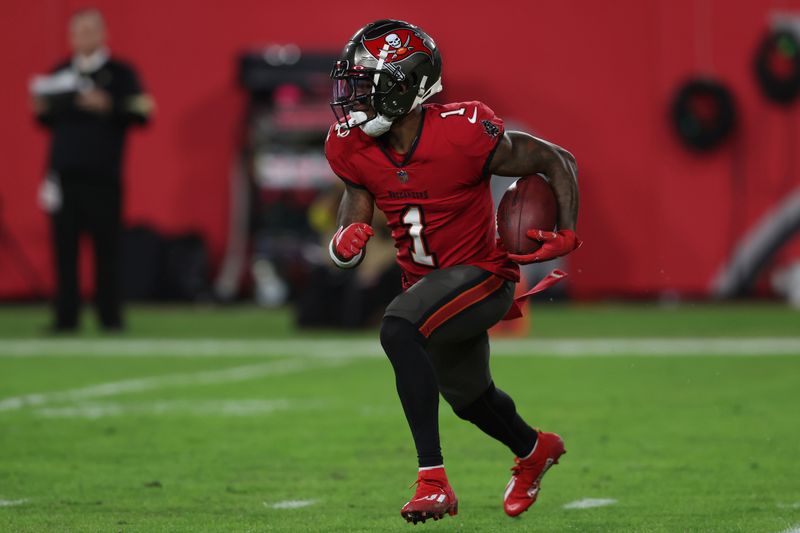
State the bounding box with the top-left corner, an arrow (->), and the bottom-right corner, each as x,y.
30,8 -> 152,333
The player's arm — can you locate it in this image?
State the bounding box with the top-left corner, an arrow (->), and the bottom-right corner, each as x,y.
329,184 -> 376,269
489,131 -> 581,262
490,131 -> 578,230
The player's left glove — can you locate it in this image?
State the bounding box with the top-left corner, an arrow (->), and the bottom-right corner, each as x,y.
507,229 -> 582,264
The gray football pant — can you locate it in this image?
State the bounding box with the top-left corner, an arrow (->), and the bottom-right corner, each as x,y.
384,265 -> 515,409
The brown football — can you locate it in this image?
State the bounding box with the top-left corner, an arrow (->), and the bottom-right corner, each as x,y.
496,175 -> 558,255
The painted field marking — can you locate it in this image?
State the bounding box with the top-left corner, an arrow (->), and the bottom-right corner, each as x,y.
0,498 -> 28,507
34,398 -> 315,419
0,358 -> 348,412
265,499 -> 317,509
778,526 -> 800,533
563,498 -> 617,510
1,337 -> 799,358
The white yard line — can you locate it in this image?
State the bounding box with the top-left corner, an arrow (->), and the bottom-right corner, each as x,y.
0,337 -> 796,413
34,398 -> 310,419
0,498 -> 28,507
563,498 -> 617,509
264,499 -> 317,509
495,338 -> 800,356
0,358 -> 347,412
0,337 -> 799,358
0,339 -> 370,358
778,526 -> 800,533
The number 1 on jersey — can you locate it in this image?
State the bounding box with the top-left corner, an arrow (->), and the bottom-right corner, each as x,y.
401,206 -> 437,267
439,108 -> 465,118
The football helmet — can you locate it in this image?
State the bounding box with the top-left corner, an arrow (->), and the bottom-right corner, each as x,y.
330,19 -> 443,135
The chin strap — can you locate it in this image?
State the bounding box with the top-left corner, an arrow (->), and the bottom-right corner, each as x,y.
411,75 -> 443,110
350,111 -> 394,137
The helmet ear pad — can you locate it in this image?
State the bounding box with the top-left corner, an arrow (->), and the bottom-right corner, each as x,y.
395,80 -> 412,95
374,73 -> 419,117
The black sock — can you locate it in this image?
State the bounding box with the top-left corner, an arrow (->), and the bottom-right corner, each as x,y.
453,382 -> 537,458
380,316 -> 443,468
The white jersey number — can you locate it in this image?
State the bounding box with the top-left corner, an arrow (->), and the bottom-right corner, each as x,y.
401,206 -> 436,267
439,108 -> 465,118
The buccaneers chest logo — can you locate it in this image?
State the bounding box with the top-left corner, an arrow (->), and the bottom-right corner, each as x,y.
363,29 -> 433,64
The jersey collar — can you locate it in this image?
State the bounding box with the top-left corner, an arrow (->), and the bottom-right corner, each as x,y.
376,106 -> 427,168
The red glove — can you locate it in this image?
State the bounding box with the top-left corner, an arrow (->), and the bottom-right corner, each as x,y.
331,223 -> 374,262
507,229 -> 582,264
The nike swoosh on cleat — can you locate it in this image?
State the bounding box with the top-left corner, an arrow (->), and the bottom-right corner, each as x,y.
506,502 -> 523,513
411,495 -> 445,503
467,108 -> 477,123
503,478 -> 516,501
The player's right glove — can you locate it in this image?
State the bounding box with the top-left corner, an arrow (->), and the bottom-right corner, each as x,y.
507,229 -> 582,264
329,223 -> 374,268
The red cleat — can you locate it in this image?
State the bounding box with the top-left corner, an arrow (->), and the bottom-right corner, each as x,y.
400,467 -> 458,524
503,431 -> 566,517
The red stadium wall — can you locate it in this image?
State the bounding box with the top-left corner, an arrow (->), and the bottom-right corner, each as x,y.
1,0 -> 799,299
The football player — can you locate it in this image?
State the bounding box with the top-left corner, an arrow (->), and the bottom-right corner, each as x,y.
325,19 -> 580,524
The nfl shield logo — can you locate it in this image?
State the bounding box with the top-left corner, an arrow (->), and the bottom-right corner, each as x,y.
397,169 -> 408,183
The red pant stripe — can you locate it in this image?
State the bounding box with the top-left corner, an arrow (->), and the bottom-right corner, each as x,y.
418,274 -> 505,338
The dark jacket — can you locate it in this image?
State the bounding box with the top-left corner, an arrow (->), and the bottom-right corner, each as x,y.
36,57 -> 150,177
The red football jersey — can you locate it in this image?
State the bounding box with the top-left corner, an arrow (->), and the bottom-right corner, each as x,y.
325,101 -> 519,289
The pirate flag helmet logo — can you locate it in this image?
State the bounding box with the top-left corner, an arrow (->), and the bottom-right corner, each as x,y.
330,19 -> 443,130
362,28 -> 434,64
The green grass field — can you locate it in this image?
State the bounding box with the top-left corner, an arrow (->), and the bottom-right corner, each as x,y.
1,303 -> 799,532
